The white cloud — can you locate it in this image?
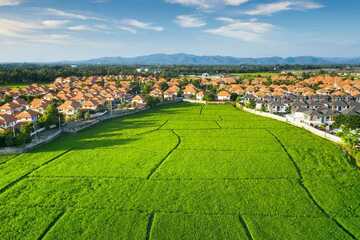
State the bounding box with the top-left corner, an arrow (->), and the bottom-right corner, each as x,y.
165,0 -> 211,9
165,0 -> 248,9
41,20 -> 70,29
46,8 -> 104,21
246,0 -> 323,16
0,18 -> 34,37
175,15 -> 206,28
68,25 -> 93,31
68,24 -> 109,32
224,0 -> 249,6
0,0 -> 22,6
0,18 -> 71,44
119,19 -> 164,33
205,18 -> 273,41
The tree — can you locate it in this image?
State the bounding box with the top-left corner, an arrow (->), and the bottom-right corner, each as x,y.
145,96 -> 160,108
261,104 -> 267,112
141,84 -> 152,94
245,99 -> 256,109
16,123 -> 32,145
129,81 -> 141,95
160,82 -> 169,91
38,104 -> 59,128
333,115 -> 360,130
203,92 -> 216,101
285,105 -> 292,114
177,89 -> 183,98
84,111 -> 91,120
236,95 -> 242,102
337,125 -> 360,149
264,77 -> 272,86
191,79 -> 201,89
0,130 -> 8,147
230,93 -> 238,102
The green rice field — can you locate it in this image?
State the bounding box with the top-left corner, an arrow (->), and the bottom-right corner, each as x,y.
0,103 -> 359,239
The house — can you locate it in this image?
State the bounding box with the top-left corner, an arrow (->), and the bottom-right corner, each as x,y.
71,92 -> 85,103
331,100 -> 349,112
217,91 -> 231,101
343,102 -> 360,116
58,101 -> 81,116
132,95 -> 145,106
43,93 -> 57,102
0,102 -> 23,115
15,110 -> 39,124
267,101 -> 289,114
297,108 -> 336,126
0,114 -> 17,129
149,89 -> 163,99
82,100 -> 100,111
30,98 -> 50,114
196,91 -> 204,101
229,84 -> 244,95
164,87 -> 178,101
12,98 -> 28,109
183,84 -> 197,99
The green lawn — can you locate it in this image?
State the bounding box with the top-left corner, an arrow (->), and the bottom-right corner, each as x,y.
230,72 -> 278,78
0,102 -> 359,239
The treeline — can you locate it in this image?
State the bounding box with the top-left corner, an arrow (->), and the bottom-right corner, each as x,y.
0,64 -> 138,85
0,63 -> 356,85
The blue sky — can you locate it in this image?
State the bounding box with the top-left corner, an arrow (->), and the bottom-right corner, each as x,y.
0,0 -> 359,62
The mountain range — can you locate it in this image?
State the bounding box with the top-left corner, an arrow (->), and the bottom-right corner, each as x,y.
67,54 -> 360,66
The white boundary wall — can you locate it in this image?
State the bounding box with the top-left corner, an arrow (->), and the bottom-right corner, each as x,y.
241,106 -> 342,144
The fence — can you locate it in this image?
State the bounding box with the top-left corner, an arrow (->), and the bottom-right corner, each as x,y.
239,105 -> 342,144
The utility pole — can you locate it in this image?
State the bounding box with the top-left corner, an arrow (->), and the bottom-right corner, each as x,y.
58,115 -> 61,130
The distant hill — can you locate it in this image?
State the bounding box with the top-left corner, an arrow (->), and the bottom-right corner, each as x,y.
68,54 -> 360,65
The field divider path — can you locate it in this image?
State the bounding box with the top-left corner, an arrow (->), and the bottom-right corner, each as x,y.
0,154 -> 22,166
146,130 -> 181,180
28,175 -> 297,181
145,212 -> 155,240
0,202 -> 344,218
37,210 -> 66,240
0,149 -> 73,195
239,215 -> 254,240
266,129 -> 358,240
215,120 -> 222,129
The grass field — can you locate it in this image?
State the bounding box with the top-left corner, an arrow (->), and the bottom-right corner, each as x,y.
0,103 -> 359,239
230,72 -> 278,78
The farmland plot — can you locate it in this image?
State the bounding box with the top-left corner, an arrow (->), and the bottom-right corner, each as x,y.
0,102 -> 359,239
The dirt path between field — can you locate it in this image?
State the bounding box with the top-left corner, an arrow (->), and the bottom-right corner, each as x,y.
145,212 -> 155,240
267,129 -> 357,240
146,130 -> 181,180
239,215 -> 254,240
37,210 -> 66,240
0,149 -> 72,195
